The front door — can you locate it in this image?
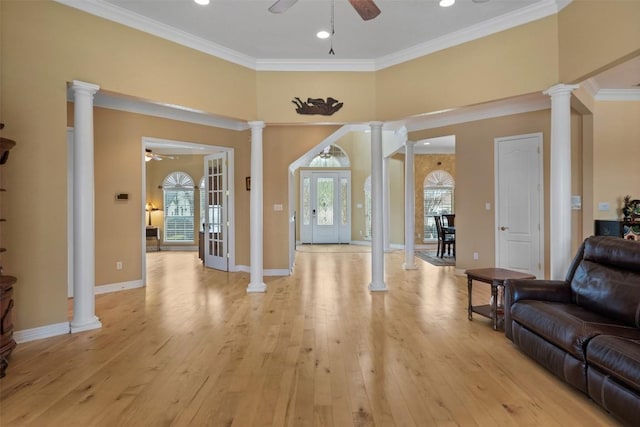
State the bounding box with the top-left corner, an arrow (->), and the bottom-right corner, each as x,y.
204,152 -> 228,271
495,133 -> 543,278
300,171 -> 350,244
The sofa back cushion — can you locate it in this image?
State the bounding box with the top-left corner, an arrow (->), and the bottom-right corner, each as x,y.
570,236 -> 640,327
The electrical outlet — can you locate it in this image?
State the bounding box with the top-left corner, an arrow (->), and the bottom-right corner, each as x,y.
116,261 -> 123,270
473,252 -> 479,260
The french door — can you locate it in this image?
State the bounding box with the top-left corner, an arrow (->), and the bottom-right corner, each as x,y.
204,152 -> 228,271
300,171 -> 351,244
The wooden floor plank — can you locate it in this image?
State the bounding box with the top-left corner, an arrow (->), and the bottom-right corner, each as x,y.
0,249 -> 621,426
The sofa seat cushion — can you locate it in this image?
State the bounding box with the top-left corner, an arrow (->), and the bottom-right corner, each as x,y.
587,335 -> 640,392
510,301 -> 640,361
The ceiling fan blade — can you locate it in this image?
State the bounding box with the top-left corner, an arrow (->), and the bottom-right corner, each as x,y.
348,0 -> 381,21
268,0 -> 299,14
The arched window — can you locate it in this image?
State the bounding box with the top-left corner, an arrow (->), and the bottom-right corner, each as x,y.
163,171 -> 195,242
307,144 -> 350,168
423,170 -> 455,241
364,175 -> 371,240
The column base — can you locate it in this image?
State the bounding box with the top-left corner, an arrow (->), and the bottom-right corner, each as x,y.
368,281 -> 388,292
403,262 -> 418,270
70,316 -> 102,334
247,282 -> 267,293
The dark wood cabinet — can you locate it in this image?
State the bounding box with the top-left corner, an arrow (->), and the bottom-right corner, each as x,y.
0,130 -> 16,378
594,220 -> 640,241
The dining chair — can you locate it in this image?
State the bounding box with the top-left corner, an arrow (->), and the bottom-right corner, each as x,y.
435,215 -> 455,258
442,214 -> 455,227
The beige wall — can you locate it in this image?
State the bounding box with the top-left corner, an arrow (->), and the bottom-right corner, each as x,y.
593,101 -> 640,220
558,1 -> 640,83
257,72 -> 376,124
387,157 -> 405,244
375,17 -> 560,121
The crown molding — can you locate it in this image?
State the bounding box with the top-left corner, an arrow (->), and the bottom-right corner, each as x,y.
255,59 -> 376,72
54,0 -> 256,69
374,0 -> 572,70
595,89 -> 640,102
55,0 -> 571,73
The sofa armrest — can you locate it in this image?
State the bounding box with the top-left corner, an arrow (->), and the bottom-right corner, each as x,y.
504,279 -> 571,340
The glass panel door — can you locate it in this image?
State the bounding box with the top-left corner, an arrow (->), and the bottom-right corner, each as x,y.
204,152 -> 228,271
299,171 -> 350,244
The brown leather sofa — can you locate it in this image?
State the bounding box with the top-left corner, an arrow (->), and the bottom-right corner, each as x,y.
504,236 -> 640,426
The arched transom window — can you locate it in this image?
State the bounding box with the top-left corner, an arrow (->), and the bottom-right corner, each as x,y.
423,170 -> 455,241
307,144 -> 350,168
163,171 -> 195,242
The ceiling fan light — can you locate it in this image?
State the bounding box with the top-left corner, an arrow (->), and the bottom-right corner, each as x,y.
317,30 -> 330,40
439,0 -> 455,7
194,0 -> 210,5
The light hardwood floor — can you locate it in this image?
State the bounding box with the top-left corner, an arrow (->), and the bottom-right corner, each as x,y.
0,249 -> 619,426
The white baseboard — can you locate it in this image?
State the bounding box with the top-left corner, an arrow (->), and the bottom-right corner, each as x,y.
350,240 -> 371,246
14,322 -> 70,343
232,265 -> 291,276
158,246 -> 198,251
95,280 -> 144,295
454,268 -> 466,276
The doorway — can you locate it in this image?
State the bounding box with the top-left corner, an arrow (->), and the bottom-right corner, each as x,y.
299,170 -> 351,244
495,133 -> 544,278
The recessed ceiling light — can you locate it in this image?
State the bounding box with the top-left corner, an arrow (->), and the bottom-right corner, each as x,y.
317,30 -> 330,40
194,0 -> 210,5
439,0 -> 455,7
423,142 -> 431,145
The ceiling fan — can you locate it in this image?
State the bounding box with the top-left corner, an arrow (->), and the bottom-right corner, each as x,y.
269,0 -> 381,21
145,149 -> 175,162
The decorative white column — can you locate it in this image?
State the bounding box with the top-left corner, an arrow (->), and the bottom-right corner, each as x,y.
383,157 -> 391,252
70,80 -> 102,333
369,122 -> 387,291
247,121 -> 267,293
544,84 -> 578,280
403,140 -> 417,270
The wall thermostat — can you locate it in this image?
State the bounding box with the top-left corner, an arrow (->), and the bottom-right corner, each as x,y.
115,193 -> 129,201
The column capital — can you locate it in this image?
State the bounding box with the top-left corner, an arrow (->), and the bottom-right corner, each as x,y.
70,80 -> 100,95
248,120 -> 265,130
369,121 -> 384,129
543,84 -> 579,97
405,140 -> 417,147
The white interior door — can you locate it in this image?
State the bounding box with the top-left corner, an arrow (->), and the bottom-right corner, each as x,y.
204,152 -> 228,271
300,171 -> 350,244
495,133 -> 543,278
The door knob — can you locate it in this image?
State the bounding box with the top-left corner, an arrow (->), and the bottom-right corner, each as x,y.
500,226 -> 509,231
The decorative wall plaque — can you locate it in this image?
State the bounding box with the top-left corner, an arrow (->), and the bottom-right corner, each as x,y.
292,97 -> 343,116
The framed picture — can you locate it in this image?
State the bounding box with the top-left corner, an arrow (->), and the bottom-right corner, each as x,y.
246,176 -> 251,191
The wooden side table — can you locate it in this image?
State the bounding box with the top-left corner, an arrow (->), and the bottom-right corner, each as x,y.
465,268 -> 535,330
